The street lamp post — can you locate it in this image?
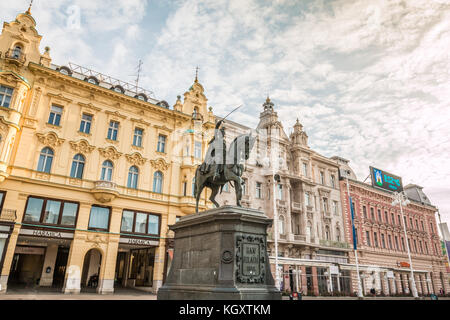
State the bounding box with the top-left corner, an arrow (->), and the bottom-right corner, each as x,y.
273,173 -> 281,290
342,170 -> 364,298
392,191 -> 418,298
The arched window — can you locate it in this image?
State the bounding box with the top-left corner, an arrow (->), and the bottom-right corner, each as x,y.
127,166 -> 139,189
37,147 -> 54,173
153,171 -> 163,193
12,45 -> 22,59
100,160 -> 113,181
70,153 -> 85,179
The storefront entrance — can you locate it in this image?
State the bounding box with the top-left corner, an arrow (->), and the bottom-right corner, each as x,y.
9,246 -> 45,288
81,248 -> 102,291
52,247 -> 69,288
129,248 -> 155,287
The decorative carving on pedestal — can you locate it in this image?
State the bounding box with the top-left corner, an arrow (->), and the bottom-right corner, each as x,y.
235,234 -> 266,284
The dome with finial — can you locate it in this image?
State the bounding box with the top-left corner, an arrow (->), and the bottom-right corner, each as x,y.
294,118 -> 303,132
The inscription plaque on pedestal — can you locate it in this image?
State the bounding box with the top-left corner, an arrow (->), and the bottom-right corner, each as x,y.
236,234 -> 266,284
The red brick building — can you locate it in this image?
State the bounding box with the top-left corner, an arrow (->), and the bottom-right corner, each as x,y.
337,158 -> 449,296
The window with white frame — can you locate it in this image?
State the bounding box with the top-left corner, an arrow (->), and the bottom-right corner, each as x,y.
320,171 -> 325,185
0,85 -> 14,108
100,160 -> 113,181
70,153 -> 85,179
305,192 -> 311,206
133,128 -> 143,147
194,141 -> 202,158
277,184 -> 282,200
157,135 -> 166,153
332,200 -> 338,215
302,162 -> 308,176
79,113 -> 92,134
48,105 -> 63,126
331,174 -> 335,188
256,182 -> 262,199
37,147 -> 54,173
127,166 -> 139,189
107,120 -> 119,140
88,205 -> 110,231
153,171 -> 163,193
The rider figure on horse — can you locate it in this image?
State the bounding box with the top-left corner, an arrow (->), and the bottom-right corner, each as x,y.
200,119 -> 226,181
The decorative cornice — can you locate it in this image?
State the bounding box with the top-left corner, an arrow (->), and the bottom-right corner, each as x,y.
98,146 -> 122,160
36,131 -> 65,148
69,139 -> 95,154
153,124 -> 173,132
46,92 -> 72,103
150,158 -> 170,171
105,110 -> 127,119
125,152 -> 147,166
78,102 -> 101,112
130,118 -> 151,126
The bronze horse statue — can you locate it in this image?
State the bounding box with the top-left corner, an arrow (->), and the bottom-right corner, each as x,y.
194,132 -> 256,213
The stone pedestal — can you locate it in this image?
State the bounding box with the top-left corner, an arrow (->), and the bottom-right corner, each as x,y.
157,206 -> 281,300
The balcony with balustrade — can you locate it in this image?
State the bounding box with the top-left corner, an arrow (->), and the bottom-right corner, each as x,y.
91,180 -> 119,203
4,49 -> 26,66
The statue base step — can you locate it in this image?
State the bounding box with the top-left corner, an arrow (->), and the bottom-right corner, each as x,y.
157,205 -> 281,300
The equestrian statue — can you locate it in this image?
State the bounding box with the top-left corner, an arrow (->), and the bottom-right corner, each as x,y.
194,107 -> 256,213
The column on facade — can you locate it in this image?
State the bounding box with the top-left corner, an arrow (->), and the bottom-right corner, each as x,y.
380,272 -> 389,295
311,266 -> 319,296
300,266 -> 307,294
152,214 -> 168,291
39,244 -> 58,286
285,183 -> 293,241
328,266 -> 333,293
415,274 -> 422,296
395,272 -> 402,294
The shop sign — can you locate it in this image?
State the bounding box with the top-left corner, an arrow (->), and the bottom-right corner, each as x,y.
398,262 -> 410,268
15,246 -> 45,255
0,225 -> 10,232
370,166 -> 403,192
0,233 -> 7,239
119,237 -> 159,246
19,228 -> 74,239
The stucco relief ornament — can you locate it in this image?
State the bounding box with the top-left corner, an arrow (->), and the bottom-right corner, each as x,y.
125,152 -> 147,166
69,139 -> 95,154
98,146 -> 122,160
36,131 -> 65,147
150,158 -> 170,171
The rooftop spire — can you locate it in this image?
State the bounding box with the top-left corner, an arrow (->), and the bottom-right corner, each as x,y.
26,0 -> 33,15
195,66 -> 199,82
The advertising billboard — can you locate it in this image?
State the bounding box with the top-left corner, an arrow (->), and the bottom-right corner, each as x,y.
370,166 -> 403,192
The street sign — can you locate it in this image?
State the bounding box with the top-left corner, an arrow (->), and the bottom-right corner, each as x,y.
370,166 -> 403,192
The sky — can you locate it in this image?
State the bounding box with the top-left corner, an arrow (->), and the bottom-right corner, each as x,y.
2,0 -> 450,229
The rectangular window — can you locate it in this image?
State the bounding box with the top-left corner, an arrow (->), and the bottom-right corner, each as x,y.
157,135 -> 166,153
374,232 -> 378,247
277,184 -> 282,200
388,235 -> 393,249
48,105 -> 63,126
377,209 -> 382,222
330,175 -> 335,188
133,128 -> 143,147
148,215 -> 159,235
332,201 -> 338,215
305,192 -> 311,206
384,211 -> 388,223
366,231 -> 371,246
425,242 -> 429,254
107,121 -> 119,140
415,219 -> 419,230
395,236 -> 399,250
381,234 -> 386,249
370,208 -> 375,220
322,197 -> 328,212
391,213 -> 395,225
363,206 -> 367,219
194,141 -> 202,158
401,237 -> 405,251
88,206 -> 110,231
421,221 -> 425,231
23,196 -> 78,226
256,182 -> 262,199
320,171 -> 325,185
120,210 -> 134,233
79,113 -> 92,134
120,210 -> 160,236
0,85 -> 14,108
302,163 -> 308,176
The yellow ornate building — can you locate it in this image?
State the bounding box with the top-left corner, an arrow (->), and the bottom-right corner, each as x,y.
0,8 -> 215,294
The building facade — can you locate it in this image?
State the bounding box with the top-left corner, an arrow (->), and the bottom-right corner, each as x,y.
337,157 -> 449,296
0,8 -> 216,294
216,98 -> 352,296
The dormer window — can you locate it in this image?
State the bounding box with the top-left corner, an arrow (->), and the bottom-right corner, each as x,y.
85,76 -> 99,85
112,85 -> 124,94
135,93 -> 148,102
58,66 -> 72,76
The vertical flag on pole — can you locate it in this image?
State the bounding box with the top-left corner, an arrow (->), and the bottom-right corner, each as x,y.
349,196 -> 357,250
